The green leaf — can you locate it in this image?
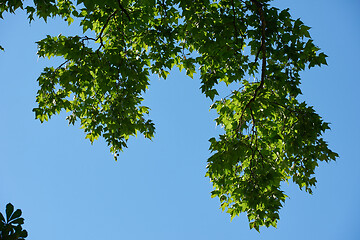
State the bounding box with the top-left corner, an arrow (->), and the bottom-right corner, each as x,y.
9,217 -> 24,225
5,203 -> 14,222
0,212 -> 5,222
9,209 -> 22,222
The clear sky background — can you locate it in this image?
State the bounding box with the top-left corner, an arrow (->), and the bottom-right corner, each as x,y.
0,0 -> 359,239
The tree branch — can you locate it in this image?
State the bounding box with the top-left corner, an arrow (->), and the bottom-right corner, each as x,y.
237,0 -> 267,134
96,10 -> 118,51
117,0 -> 131,22
250,0 -> 267,85
231,0 -> 239,40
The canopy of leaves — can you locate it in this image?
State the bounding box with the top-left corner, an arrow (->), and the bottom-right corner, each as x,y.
0,0 -> 338,230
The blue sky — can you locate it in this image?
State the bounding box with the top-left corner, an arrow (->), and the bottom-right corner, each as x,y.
1,0 -> 359,239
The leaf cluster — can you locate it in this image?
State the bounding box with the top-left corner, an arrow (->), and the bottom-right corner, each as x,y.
0,0 -> 338,230
0,203 -> 28,240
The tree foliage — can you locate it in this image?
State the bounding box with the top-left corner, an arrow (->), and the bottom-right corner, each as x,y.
0,203 -> 28,240
0,0 -> 338,230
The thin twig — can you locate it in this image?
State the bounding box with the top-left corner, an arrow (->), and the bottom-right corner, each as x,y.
237,0 -> 267,134
117,0 -> 131,22
250,0 -> 267,84
254,47 -> 261,63
270,102 -> 297,113
96,10 -> 119,52
231,0 -> 239,40
55,59 -> 70,71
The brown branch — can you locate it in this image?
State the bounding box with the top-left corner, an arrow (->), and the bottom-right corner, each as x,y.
231,0 -> 239,40
55,59 -> 70,71
95,10 -> 118,53
81,36 -> 97,42
250,107 -> 265,168
270,101 -> 297,113
254,46 -> 261,63
117,0 -> 131,22
250,0 -> 267,84
237,0 -> 267,134
231,0 -> 246,54
46,59 -> 70,84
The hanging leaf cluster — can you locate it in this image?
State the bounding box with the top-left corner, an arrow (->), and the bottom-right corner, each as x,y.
0,0 -> 338,230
